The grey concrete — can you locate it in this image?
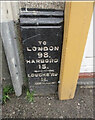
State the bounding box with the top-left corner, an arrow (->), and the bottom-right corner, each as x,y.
14,22 -> 27,86
1,22 -> 22,96
2,45 -> 12,87
19,1 -> 65,10
1,2 -> 24,97
1,23 -> 26,89
2,86 -> 94,119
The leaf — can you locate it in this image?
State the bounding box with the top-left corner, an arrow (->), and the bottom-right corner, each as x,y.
26,90 -> 34,102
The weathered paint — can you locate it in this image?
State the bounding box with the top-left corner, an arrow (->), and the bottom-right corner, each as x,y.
58,2 -> 94,100
79,72 -> 95,79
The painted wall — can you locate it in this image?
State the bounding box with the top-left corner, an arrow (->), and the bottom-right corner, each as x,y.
80,11 -> 94,73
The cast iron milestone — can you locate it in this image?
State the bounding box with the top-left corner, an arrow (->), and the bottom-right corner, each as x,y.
20,8 -> 64,95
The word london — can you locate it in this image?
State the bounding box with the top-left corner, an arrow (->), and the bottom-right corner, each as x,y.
26,46 -> 59,52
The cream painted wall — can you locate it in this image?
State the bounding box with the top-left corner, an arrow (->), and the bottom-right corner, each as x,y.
80,10 -> 94,73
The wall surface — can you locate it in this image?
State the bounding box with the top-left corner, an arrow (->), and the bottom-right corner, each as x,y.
80,11 -> 94,73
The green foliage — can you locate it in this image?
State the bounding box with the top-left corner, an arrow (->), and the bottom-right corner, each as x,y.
26,90 -> 34,102
3,85 -> 14,104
